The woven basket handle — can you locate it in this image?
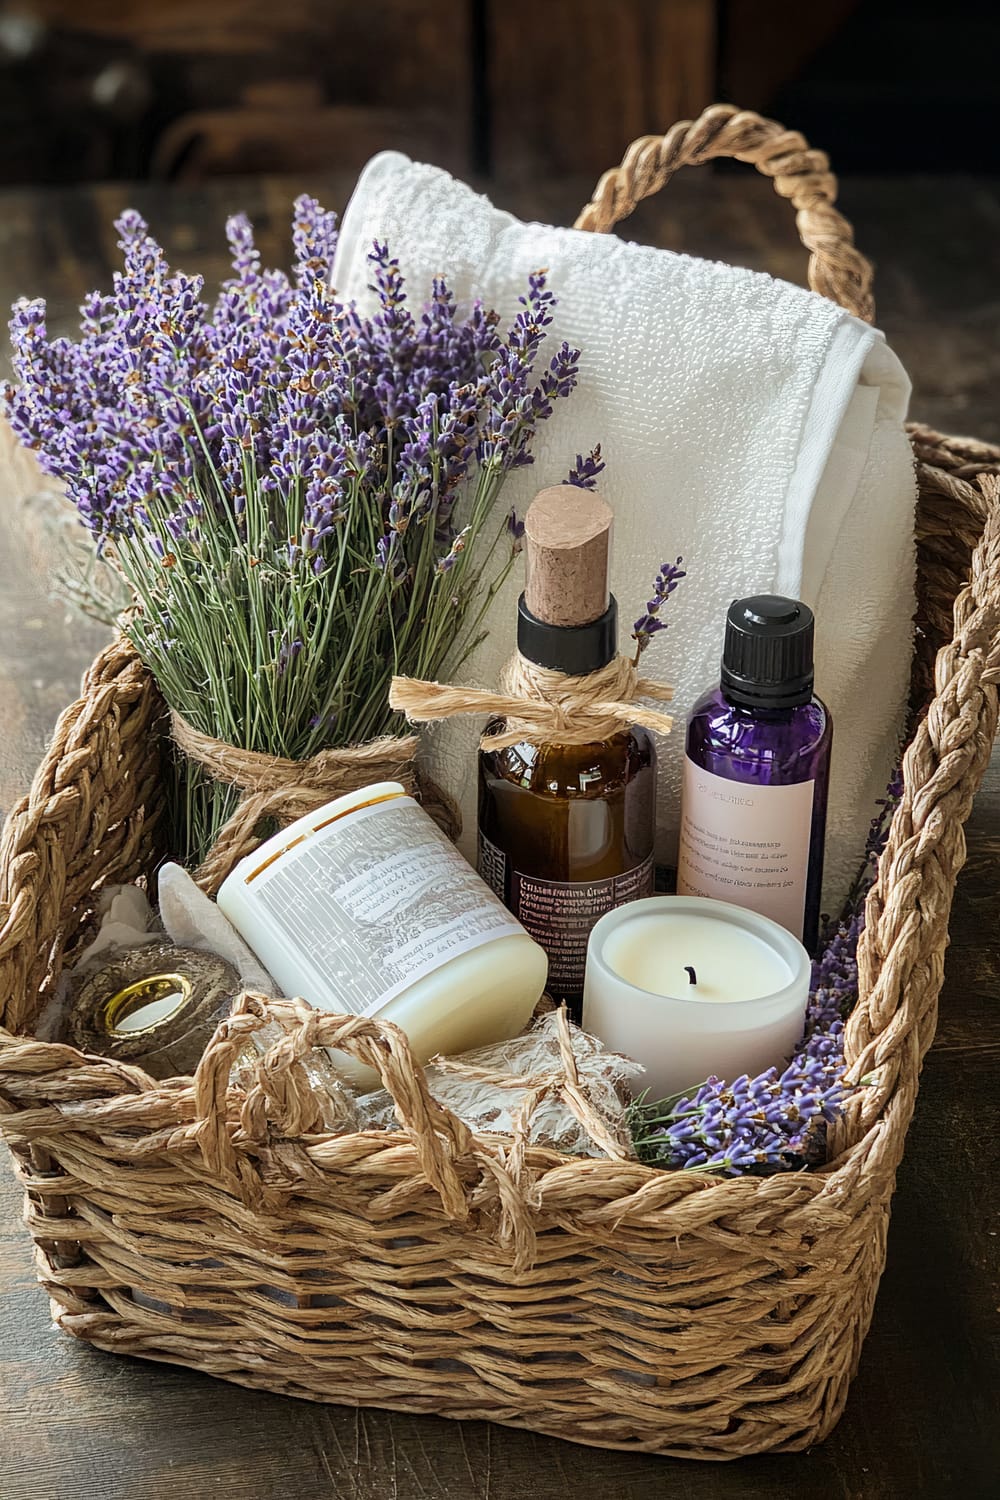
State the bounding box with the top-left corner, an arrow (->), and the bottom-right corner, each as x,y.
193,995 -> 474,1220
574,102 -> 875,323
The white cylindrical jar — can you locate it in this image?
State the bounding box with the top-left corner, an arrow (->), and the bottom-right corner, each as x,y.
218,782 -> 547,1085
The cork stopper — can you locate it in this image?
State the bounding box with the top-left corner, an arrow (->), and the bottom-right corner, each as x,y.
523,486 -> 613,628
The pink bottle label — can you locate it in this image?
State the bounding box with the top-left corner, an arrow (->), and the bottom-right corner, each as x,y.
677,756 -> 814,939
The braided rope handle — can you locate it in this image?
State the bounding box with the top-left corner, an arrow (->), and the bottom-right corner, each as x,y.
574,102 -> 875,323
0,635 -> 163,1037
193,995 -> 477,1221
824,469 -> 1000,1174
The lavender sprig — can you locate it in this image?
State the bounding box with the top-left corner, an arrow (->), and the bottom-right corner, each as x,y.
842,763 -> 904,918
632,557 -> 686,659
565,445 -> 605,490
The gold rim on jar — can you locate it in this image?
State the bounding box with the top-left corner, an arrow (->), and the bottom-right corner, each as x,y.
102,973 -> 195,1037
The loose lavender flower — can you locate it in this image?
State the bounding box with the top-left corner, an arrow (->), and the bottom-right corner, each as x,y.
632,771 -> 900,1176
842,762 -> 904,917
565,445 -> 605,489
632,557 -> 686,658
3,201 -> 588,862
506,507 -> 526,552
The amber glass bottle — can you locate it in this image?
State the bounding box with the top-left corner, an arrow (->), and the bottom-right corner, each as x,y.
477,486 -> 657,1019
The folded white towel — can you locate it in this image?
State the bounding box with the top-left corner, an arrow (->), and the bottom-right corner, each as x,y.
333,153 -> 916,912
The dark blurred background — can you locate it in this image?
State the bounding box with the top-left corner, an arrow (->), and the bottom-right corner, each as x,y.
0,0 -> 995,188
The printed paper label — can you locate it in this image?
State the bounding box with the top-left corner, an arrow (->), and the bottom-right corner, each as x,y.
677,756 -> 813,939
478,831 -> 508,901
512,857 -> 654,997
252,800 -> 524,1016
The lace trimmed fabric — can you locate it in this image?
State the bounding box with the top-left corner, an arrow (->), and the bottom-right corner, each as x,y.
355,1009 -> 643,1157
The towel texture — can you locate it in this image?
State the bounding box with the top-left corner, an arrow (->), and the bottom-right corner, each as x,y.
332,154 -> 916,911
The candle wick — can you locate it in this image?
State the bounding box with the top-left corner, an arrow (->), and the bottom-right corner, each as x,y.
684,965 -> 698,986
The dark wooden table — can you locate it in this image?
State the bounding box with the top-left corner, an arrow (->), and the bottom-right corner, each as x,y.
1,171 -> 998,1499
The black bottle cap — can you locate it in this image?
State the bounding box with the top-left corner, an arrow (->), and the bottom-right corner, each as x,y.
721,595 -> 815,708
517,593 -> 617,674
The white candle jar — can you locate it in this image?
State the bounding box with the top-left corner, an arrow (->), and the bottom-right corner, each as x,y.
218,782 -> 548,1086
582,895 -> 811,1101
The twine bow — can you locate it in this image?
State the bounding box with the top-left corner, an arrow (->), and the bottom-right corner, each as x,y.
390,651 -> 673,749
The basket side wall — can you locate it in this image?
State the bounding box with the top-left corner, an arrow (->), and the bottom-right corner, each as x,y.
8,1120 -> 889,1460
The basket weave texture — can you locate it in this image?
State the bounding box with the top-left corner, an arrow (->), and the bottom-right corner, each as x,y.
2,106 -> 1000,1461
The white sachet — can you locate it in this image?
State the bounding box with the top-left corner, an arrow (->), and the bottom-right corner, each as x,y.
157,862 -> 279,994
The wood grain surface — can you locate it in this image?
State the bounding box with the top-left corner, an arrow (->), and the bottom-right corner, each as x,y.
486,0 -> 716,178
1,171 -> 998,1499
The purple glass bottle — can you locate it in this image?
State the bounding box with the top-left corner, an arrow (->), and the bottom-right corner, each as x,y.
677,596 -> 832,952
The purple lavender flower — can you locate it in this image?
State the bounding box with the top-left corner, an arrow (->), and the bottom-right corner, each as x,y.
842,763 -> 904,917
374,531 -> 407,585
632,557 -> 686,656
565,446 -> 605,489
477,270 -> 580,473
291,194 -> 339,286
435,526 -> 470,574
271,630 -> 304,677
225,212 -> 261,290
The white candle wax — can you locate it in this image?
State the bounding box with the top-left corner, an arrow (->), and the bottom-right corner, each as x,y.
112,992 -> 186,1033
583,896 -> 811,1101
602,911 -> 792,1004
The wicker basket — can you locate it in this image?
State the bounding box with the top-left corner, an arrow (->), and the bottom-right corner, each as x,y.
2,105 -> 999,1461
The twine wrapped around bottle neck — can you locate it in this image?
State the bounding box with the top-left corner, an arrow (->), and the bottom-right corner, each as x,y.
390,651 -> 673,750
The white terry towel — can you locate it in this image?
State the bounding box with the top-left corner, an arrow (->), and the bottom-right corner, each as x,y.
332,154 -> 917,914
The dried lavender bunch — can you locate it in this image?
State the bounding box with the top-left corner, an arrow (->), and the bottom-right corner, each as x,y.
631,771 -> 903,1176
4,200 -> 585,862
